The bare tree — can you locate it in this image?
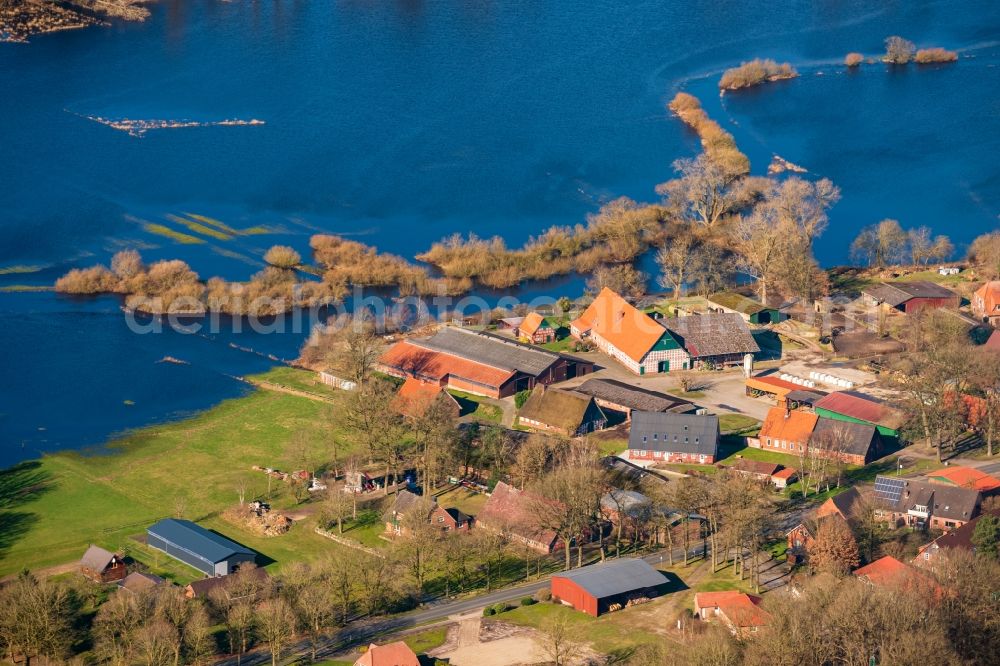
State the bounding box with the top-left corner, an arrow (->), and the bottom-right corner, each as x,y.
342,378 -> 407,494
255,598 -> 296,666
0,573 -> 77,666
538,614 -> 578,666
850,218 -> 909,267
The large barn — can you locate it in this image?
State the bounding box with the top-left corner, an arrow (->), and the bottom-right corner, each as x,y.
147,519 -> 256,577
862,281 -> 959,313
378,327 -> 593,398
551,558 -> 667,617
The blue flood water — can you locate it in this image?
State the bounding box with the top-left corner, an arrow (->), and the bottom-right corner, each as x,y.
0,0 -> 998,464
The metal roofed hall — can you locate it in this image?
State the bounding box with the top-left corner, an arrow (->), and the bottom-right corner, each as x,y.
863,281 -> 957,307
147,519 -> 256,576
572,378 -> 692,413
552,558 -> 666,599
412,327 -> 562,375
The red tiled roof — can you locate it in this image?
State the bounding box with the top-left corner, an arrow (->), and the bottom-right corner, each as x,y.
746,375 -> 802,396
519,312 -> 549,337
477,481 -> 558,547
570,288 -> 669,363
695,591 -> 770,628
985,330 -> 1000,351
393,377 -> 458,418
772,468 -> 797,480
759,407 -> 818,444
813,391 -> 902,429
354,641 -> 420,666
853,555 -> 910,586
379,340 -> 515,389
927,466 -> 1000,493
974,281 -> 1000,315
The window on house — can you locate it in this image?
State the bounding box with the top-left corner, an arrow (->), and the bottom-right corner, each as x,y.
652,433 -> 657,441
642,435 -> 647,443
438,516 -> 444,522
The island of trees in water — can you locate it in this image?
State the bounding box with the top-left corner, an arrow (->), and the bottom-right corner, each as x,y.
55,40 -> 981,315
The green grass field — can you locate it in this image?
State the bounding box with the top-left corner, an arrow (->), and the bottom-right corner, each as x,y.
717,413 -> 761,435
254,366 -> 343,399
0,382 -> 359,578
447,390 -> 504,423
499,601 -> 663,655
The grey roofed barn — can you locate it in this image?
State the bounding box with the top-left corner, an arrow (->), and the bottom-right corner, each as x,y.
551,558 -> 666,599
862,281 -> 957,307
628,411 -> 720,457
572,378 -> 693,413
811,418 -> 880,457
147,519 -> 255,576
411,327 -> 563,376
659,313 -> 760,359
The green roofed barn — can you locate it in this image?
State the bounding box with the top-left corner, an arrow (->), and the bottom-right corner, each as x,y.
147,519 -> 256,577
707,292 -> 787,324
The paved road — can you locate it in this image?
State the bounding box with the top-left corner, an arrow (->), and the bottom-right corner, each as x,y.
213,546 -> 703,666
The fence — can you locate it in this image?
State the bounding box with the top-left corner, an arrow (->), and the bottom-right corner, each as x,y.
314,527 -> 385,558
319,372 -> 358,391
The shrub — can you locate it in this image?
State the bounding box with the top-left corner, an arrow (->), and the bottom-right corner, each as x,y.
482,607 -> 495,617
514,389 -> 532,409
719,58 -> 797,90
845,52 -> 864,67
914,47 -> 958,64
884,35 -> 916,64
491,603 -> 511,614
111,249 -> 144,279
54,265 -> 119,294
533,588 -> 552,603
521,597 -> 537,607
264,245 -> 301,268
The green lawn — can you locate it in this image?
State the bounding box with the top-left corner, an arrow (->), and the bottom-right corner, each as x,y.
499,601 -> 663,655
716,438 -> 800,467
338,509 -> 389,549
253,366 -> 343,399
447,390 -> 504,423
433,485 -> 489,517
0,383 -> 361,577
403,627 -> 448,654
717,413 -> 761,435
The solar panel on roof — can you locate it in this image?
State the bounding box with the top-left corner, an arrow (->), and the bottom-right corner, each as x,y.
874,476 -> 905,504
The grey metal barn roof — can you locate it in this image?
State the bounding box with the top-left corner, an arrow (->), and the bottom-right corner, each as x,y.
660,313 -> 760,359
628,412 -> 720,456
412,327 -> 561,376
148,519 -> 254,564
811,418 -> 878,456
863,281 -> 957,307
573,378 -> 692,413
553,558 -> 666,599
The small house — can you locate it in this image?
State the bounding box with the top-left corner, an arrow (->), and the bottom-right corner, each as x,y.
384,490 -> 436,536
515,312 -> 556,343
185,566 -> 270,599
872,475 -> 981,531
147,519 -> 256,577
627,412 -> 720,465
517,386 -> 607,436
694,591 -> 770,637
915,508 -> 1000,565
550,558 -> 667,617
79,545 -> 127,584
477,481 -> 562,553
354,641 -> 420,666
861,281 -> 959,314
707,292 -> 787,324
771,467 -> 797,489
926,466 -> 1000,495
810,417 -> 882,465
973,281 -> 1000,327
729,459 -> 782,483
430,505 -> 472,532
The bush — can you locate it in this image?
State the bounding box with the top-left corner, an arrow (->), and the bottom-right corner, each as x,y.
491,603 -> 511,614
54,265 -> 119,294
521,597 -> 537,607
482,607 -> 495,617
884,35 -> 916,64
845,52 -> 864,67
514,389 -> 532,409
264,245 -> 302,268
533,588 -> 552,603
719,58 -> 797,90
914,47 -> 958,64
